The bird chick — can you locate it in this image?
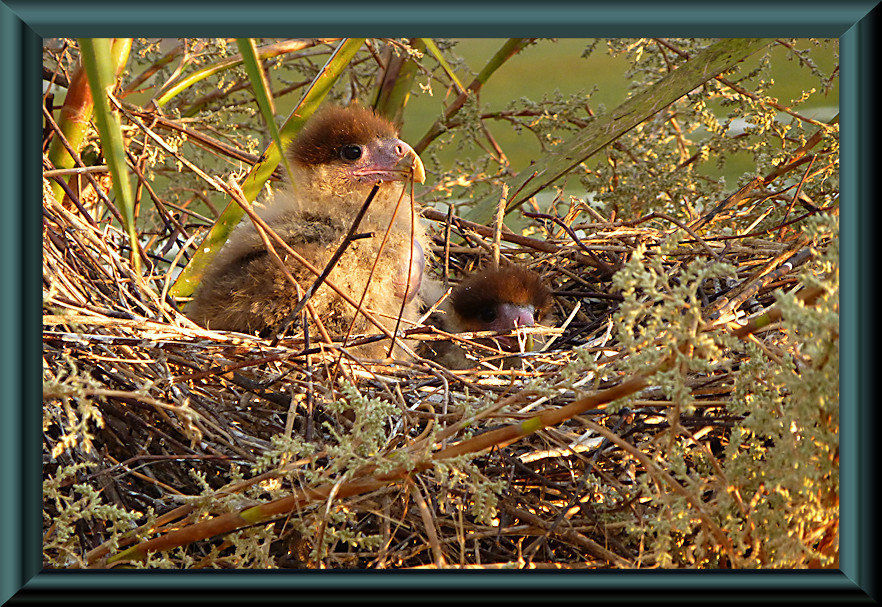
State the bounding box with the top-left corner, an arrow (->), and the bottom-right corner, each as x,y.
186,105 -> 428,359
423,265 -> 553,368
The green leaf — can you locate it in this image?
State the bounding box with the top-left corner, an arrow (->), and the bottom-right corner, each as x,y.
77,38 -> 140,272
371,38 -> 424,127
170,38 -> 366,301
47,38 -> 131,204
235,38 -> 295,185
422,38 -> 465,94
465,38 -> 774,224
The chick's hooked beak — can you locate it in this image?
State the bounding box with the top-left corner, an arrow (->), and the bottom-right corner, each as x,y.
355,138 -> 426,184
491,303 -> 537,353
407,146 -> 426,183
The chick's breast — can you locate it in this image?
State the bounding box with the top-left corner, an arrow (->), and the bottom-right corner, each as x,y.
187,196 -> 426,358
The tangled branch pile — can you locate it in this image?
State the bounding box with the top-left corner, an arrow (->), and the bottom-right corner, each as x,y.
42,38 -> 839,570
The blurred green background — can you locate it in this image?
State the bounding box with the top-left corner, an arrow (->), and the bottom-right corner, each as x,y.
401,38 -> 838,182
69,38 -> 838,217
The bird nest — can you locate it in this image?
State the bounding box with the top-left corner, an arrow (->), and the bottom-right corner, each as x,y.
42,150 -> 839,570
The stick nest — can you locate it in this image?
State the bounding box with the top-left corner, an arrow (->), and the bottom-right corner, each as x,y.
42,164 -> 839,569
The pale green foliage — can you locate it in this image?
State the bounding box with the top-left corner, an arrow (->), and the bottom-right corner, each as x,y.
43,462 -> 142,568
308,508 -> 385,562
43,355 -> 107,459
614,215 -> 838,567
587,38 -> 838,223
249,379 -> 510,560
225,523 -> 279,568
609,238 -> 737,392
324,380 -> 400,471
254,433 -> 318,475
722,214 -> 839,567
248,381 -> 419,562
254,380 -> 402,481
142,546 -> 196,569
434,456 -> 507,525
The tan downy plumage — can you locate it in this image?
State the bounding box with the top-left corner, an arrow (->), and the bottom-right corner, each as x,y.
187,105 -> 428,360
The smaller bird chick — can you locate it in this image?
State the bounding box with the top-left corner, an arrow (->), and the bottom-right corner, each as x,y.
186,105 -> 427,359
423,265 -> 554,369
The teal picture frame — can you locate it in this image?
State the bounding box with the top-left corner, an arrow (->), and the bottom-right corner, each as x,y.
4,1 -> 875,602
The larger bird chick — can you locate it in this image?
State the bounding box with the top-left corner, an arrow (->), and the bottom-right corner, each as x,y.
424,265 -> 554,368
187,105 -> 427,359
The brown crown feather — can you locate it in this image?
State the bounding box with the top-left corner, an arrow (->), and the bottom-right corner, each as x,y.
450,265 -> 552,322
287,105 -> 399,167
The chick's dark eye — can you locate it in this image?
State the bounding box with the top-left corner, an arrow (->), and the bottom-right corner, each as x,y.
340,144 -> 362,161
479,307 -> 497,323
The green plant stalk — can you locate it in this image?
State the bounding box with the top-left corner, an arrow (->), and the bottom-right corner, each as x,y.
236,38 -> 296,185
413,38 -> 533,155
121,42 -> 182,95
466,38 -> 774,225
180,39 -> 341,118
372,38 -> 424,127
236,38 -> 277,117
155,39 -> 336,109
48,38 -> 131,203
422,38 -> 465,94
169,38 -> 366,301
77,38 -> 140,273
